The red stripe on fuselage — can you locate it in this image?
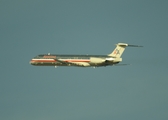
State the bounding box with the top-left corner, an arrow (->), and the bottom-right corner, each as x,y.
30,59 -> 90,63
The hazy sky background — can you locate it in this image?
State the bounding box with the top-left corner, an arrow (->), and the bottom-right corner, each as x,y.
1,0 -> 168,120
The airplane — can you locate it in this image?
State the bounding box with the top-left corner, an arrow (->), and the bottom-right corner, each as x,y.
30,43 -> 142,67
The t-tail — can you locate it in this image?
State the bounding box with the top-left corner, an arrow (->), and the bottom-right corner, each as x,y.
108,43 -> 128,58
108,43 -> 143,58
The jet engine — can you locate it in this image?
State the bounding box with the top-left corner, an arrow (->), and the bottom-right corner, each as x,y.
90,57 -> 106,64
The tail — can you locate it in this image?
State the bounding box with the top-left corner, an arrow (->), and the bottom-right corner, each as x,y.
108,43 -> 128,57
108,43 -> 143,58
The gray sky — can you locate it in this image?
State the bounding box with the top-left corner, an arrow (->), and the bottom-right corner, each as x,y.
1,0 -> 168,120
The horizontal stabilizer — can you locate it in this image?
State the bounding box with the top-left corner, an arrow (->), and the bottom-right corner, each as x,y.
113,64 -> 131,66
108,43 -> 143,57
128,44 -> 143,47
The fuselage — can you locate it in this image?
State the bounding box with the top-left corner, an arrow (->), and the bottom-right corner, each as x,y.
30,54 -> 120,67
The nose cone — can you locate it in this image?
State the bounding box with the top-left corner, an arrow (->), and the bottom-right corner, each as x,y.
29,59 -> 35,65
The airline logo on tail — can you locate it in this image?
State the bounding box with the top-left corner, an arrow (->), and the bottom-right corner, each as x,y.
113,49 -> 120,55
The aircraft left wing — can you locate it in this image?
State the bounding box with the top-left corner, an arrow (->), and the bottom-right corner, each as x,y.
55,59 -> 90,67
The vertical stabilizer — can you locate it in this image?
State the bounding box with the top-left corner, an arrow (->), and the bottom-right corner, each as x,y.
108,43 -> 128,57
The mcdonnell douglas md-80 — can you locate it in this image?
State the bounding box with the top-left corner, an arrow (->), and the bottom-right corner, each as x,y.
30,43 -> 142,67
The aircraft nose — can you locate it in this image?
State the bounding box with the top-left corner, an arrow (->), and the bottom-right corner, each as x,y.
29,59 -> 35,65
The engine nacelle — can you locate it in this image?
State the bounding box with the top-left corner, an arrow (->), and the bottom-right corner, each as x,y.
90,57 -> 106,64
113,58 -> 122,63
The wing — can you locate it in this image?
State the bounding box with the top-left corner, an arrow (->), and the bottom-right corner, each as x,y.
55,59 -> 90,67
